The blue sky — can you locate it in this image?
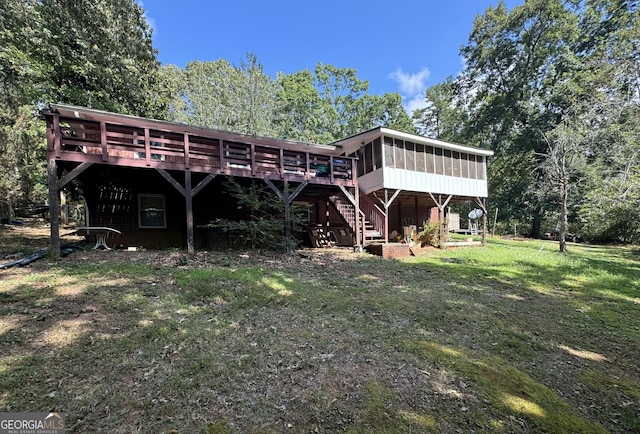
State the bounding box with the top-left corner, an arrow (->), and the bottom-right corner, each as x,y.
142,1 -> 522,113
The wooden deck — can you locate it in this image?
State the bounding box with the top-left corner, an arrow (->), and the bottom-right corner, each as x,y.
45,104 -> 356,187
44,104 -> 361,256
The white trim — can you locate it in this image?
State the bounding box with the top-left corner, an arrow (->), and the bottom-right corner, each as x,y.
138,193 -> 167,228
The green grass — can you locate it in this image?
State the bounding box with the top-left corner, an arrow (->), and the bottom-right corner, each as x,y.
1,236 -> 639,433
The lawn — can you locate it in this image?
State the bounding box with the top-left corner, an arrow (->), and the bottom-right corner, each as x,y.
1,223 -> 639,433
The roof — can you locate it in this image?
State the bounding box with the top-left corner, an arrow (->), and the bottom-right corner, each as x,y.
331,127 -> 494,157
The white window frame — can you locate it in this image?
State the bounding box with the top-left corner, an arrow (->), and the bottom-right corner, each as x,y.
138,193 -> 167,228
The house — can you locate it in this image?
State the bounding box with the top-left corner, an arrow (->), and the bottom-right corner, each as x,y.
43,104 -> 493,256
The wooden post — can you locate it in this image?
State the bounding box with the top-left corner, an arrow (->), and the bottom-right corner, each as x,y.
474,197 -> 488,247
185,171 -> 194,255
60,191 -> 68,225
264,179 -> 307,252
284,180 -> 291,242
100,121 -> 108,162
48,159 -> 60,258
384,190 -> 390,243
482,200 -> 488,247
438,194 -> 443,243
354,184 -> 362,251
492,207 -> 499,237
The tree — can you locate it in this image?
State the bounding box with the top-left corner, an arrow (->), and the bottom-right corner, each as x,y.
203,177 -> 303,250
276,69 -> 330,143
169,55 -> 280,137
38,0 -> 165,117
0,0 -> 165,218
451,0 -> 582,237
540,120 -> 587,252
413,78 -> 467,141
0,0 -> 45,218
277,63 -> 415,144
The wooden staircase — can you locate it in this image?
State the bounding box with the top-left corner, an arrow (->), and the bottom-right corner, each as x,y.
329,192 -> 386,243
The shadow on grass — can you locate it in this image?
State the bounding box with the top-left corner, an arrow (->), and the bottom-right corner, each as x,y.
1,243 -> 639,432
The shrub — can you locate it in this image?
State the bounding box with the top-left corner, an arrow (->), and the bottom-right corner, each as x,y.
416,220 -> 441,247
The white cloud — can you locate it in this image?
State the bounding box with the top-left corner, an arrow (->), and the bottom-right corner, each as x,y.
388,67 -> 431,115
388,67 -> 431,96
406,94 -> 428,114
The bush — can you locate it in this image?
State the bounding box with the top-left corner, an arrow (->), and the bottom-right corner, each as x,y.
416,220 -> 442,247
201,177 -> 303,251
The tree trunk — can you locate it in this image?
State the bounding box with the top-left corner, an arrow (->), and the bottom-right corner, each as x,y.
558,183 -> 568,253
530,212 -> 542,239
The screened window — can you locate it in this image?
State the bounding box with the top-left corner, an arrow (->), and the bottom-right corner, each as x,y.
384,136 -> 394,167
469,155 -> 477,179
416,144 -> 425,172
444,150 -> 453,176
394,139 -> 405,170
435,147 -> 444,175
405,141 -> 416,171
373,138 -> 382,170
426,146 -> 435,173
364,142 -> 374,173
452,151 -> 461,177
476,156 -> 485,180
356,150 -> 365,177
461,153 -> 469,178
138,194 -> 166,228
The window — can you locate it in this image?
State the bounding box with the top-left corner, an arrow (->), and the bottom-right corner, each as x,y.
452,151 -> 461,177
394,139 -> 405,169
373,138 -> 383,170
138,194 -> 166,228
364,141 -> 373,173
426,146 -> 435,173
416,144 -> 425,172
435,147 -> 444,175
405,141 -> 416,171
444,150 -> 453,176
384,136 -> 395,167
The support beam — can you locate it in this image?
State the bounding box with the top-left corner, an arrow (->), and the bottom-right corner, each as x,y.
156,169 -> 186,197
338,185 -> 362,249
264,179 -> 308,251
57,162 -> 93,190
48,159 -> 60,258
284,181 -> 291,241
264,179 -> 284,200
475,197 -> 488,247
185,171 -> 194,254
354,183 -> 361,251
155,168 -> 197,254
429,193 -> 453,243
374,189 -> 401,209
338,185 -> 356,207
373,189 -> 401,243
192,173 -> 217,197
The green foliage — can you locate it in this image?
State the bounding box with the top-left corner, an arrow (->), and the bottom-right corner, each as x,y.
416,220 -> 441,247
579,183 -> 640,244
38,0 -> 164,117
202,177 -> 301,250
278,63 -> 415,143
170,55 -> 280,137
0,0 -> 164,216
413,78 -> 466,141
412,0 -> 640,244
0,105 -> 46,218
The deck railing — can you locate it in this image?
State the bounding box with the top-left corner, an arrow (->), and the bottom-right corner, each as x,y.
47,114 -> 357,186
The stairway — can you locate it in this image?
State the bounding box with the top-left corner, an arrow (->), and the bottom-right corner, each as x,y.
329,193 -> 385,243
